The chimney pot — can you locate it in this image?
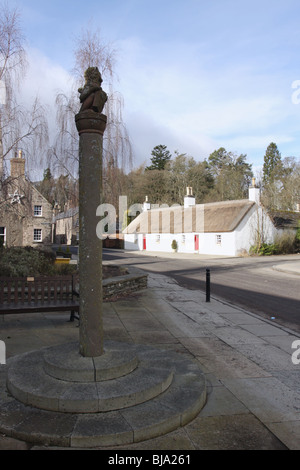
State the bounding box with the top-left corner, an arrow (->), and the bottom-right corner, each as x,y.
184,187 -> 195,208
143,196 -> 151,212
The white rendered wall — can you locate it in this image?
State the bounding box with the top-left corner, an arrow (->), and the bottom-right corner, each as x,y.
235,205 -> 277,255
124,234 -> 143,251
198,232 -> 237,256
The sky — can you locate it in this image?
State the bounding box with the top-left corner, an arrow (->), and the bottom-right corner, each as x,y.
7,0 -> 300,177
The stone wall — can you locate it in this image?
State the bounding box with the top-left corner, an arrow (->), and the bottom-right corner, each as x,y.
103,266 -> 148,300
0,177 -> 52,248
23,186 -> 53,247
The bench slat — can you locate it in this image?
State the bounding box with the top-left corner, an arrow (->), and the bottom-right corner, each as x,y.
0,275 -> 79,320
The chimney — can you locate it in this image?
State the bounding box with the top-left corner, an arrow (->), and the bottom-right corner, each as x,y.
10,150 -> 25,178
143,195 -> 151,212
184,187 -> 195,208
248,178 -> 260,205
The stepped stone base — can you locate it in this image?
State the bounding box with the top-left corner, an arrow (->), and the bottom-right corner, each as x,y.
0,341 -> 206,448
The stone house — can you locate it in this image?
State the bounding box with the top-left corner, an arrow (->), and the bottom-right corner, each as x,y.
0,152 -> 52,248
123,183 -> 279,257
52,207 -> 79,245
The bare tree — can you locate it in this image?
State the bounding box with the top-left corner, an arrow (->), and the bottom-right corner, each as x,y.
50,26 -> 133,189
0,4 -> 27,105
260,156 -> 300,211
0,3 -> 48,181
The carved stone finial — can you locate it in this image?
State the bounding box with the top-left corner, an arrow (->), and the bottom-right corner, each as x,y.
78,66 -> 108,113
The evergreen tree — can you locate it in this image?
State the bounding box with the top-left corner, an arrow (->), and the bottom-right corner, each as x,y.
263,142 -> 282,184
146,145 -> 172,171
43,168 -> 52,181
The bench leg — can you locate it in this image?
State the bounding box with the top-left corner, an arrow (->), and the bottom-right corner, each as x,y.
69,310 -> 79,322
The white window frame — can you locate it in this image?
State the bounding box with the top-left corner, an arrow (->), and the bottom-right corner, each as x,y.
34,205 -> 42,217
0,227 -> 6,246
216,234 -> 222,245
33,228 -> 42,242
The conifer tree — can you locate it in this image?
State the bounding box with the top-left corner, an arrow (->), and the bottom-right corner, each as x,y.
263,142 -> 282,184
146,145 -> 172,171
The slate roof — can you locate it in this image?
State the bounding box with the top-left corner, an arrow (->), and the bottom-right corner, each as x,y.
269,210 -> 299,230
53,207 -> 79,222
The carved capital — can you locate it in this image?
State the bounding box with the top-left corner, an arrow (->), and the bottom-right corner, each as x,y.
75,111 -> 107,135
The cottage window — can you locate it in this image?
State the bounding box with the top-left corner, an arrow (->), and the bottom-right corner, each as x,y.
34,205 -> 42,217
33,229 -> 42,242
216,234 -> 222,245
0,227 -> 6,247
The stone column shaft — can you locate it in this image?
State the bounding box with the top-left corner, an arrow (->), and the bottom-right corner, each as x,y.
76,112 -> 106,357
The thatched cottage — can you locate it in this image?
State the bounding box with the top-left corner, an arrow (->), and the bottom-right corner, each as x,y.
123,183 -> 279,256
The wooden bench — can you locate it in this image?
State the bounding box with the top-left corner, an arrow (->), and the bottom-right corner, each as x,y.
0,275 -> 79,322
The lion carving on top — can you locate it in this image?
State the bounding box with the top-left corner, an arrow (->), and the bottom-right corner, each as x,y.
78,67 -> 108,113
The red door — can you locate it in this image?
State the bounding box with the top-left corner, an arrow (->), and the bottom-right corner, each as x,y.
143,236 -> 146,250
194,235 -> 199,251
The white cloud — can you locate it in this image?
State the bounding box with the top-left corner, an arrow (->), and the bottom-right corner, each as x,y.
20,47 -> 74,107
115,33 -> 300,168
124,109 -> 216,165
14,29 -> 300,174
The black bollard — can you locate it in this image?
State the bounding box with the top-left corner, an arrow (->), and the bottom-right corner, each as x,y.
206,268 -> 210,302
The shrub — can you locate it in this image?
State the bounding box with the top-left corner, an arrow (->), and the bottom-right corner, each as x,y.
250,230 -> 297,256
53,263 -> 77,275
250,243 -> 277,256
0,246 -> 75,277
171,240 -> 178,251
274,230 -> 296,254
296,221 -> 300,248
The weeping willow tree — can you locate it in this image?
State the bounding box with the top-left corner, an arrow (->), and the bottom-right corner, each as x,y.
50,27 -> 133,208
0,3 -> 48,182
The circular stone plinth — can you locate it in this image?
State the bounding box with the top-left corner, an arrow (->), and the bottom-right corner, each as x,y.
0,342 -> 206,448
6,344 -> 174,413
43,341 -> 139,382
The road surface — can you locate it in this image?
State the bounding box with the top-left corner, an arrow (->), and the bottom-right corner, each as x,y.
103,249 -> 300,333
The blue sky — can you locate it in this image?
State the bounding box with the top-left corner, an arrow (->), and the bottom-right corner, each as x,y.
8,0 -> 300,175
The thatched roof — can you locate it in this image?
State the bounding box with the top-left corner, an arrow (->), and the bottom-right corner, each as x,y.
123,200 -> 255,234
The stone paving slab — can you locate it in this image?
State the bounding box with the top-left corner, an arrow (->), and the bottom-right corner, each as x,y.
0,269 -> 299,450
222,376 -> 300,423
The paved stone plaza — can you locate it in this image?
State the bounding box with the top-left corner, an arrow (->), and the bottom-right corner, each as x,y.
0,264 -> 299,450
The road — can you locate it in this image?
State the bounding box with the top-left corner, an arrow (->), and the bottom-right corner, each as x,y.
102,249 -> 300,333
